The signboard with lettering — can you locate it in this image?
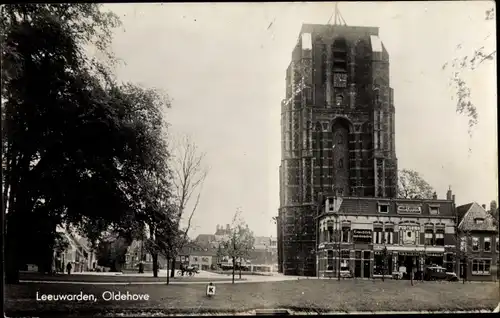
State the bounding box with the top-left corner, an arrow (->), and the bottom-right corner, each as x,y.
352,229 -> 372,239
206,283 -> 216,297
397,204 -> 422,215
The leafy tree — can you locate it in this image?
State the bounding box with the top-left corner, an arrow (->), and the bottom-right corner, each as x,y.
96,234 -> 130,272
219,209 -> 255,283
442,7 -> 496,136
168,135 -> 209,278
1,4 -> 169,283
397,169 -> 435,199
488,200 -> 498,226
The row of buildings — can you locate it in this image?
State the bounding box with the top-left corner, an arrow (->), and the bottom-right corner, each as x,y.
276,22 -> 498,281
123,224 -> 278,273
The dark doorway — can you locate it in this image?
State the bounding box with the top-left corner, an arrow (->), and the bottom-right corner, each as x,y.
363,260 -> 370,278
355,260 -> 362,277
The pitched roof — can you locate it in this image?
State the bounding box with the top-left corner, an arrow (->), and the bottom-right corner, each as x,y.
457,202 -> 498,232
456,203 -> 473,224
195,234 -> 216,244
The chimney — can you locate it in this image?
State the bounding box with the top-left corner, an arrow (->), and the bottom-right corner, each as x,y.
446,186 -> 452,200
226,224 -> 230,230
482,204 -> 486,210
452,195 -> 455,202
432,192 -> 437,200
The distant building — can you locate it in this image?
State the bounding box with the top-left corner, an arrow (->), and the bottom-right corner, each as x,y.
194,225 -> 278,270
53,226 -> 97,273
457,202 -> 499,281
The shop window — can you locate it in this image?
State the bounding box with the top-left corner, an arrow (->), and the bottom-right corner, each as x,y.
445,253 -> 454,272
472,259 -> 491,275
484,237 -> 491,252
472,237 -> 479,251
373,253 -> 387,275
340,250 -> 350,271
327,250 -> 334,270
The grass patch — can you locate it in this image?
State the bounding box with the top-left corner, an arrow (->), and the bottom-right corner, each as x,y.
5,280 -> 498,316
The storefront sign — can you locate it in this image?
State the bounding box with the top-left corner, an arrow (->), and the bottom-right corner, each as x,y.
397,204 -> 422,214
353,229 -> 372,238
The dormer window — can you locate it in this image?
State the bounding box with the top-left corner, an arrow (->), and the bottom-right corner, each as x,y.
378,202 -> 389,213
429,205 -> 440,215
474,218 -> 484,225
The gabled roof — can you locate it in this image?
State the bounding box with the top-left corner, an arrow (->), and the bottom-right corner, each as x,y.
456,203 -> 474,224
457,202 -> 498,232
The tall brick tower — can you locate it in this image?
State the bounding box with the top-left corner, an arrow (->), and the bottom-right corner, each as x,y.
277,24 -> 398,276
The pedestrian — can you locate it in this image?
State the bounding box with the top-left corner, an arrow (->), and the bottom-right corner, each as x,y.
66,262 -> 72,275
181,263 -> 186,276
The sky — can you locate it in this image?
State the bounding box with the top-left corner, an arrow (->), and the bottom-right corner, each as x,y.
101,1 -> 497,239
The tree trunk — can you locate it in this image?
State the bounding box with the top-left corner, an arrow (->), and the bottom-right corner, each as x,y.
239,263 -> 242,279
152,252 -> 158,277
170,257 -> 176,277
166,257 -> 170,285
232,257 -> 235,284
463,260 -> 467,284
5,200 -> 28,284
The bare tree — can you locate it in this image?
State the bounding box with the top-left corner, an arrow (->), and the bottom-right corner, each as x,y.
219,208 -> 255,284
442,7 -> 496,136
455,229 -> 475,284
397,169 -> 435,199
168,134 -> 209,278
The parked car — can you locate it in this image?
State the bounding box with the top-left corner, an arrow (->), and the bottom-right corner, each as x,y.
424,266 -> 458,281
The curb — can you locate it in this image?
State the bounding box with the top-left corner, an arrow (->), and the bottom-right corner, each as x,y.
20,279 -> 304,285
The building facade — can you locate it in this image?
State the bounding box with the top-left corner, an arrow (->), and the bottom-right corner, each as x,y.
316,191 -> 457,278
278,23 -> 398,276
53,226 -> 97,273
457,202 -> 499,281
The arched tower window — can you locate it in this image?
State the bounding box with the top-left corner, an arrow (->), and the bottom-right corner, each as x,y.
332,38 -> 348,88
335,94 -> 344,106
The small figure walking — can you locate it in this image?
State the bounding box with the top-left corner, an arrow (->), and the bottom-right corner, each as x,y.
66,262 -> 72,275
